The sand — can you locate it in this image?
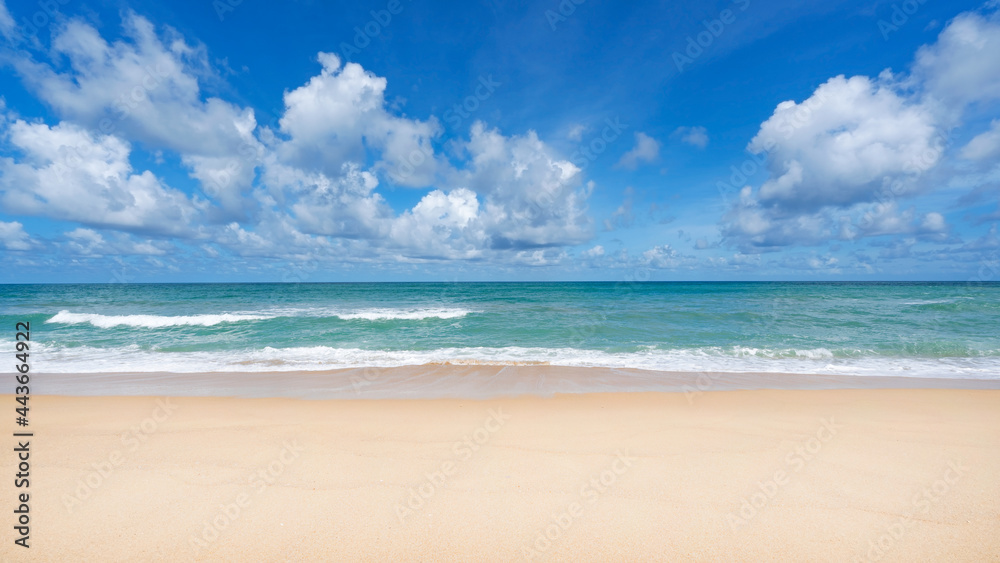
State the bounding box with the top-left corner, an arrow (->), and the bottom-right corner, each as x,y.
2,387 -> 999,562
31,366 -> 1000,400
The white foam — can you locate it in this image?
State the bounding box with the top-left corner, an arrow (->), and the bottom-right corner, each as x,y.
17,342 -> 1000,379
332,308 -> 474,320
44,307 -> 474,328
46,310 -> 272,328
730,346 -> 835,359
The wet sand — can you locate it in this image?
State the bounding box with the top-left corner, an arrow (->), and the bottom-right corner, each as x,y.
31,365 -> 1000,400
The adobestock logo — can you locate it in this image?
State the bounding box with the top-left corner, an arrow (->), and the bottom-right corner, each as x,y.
726,417 -> 843,530
395,407 -> 512,523
11,0 -> 73,40
877,0 -> 931,41
543,0 -> 589,31
338,0 -> 415,60
672,0 -> 751,73
443,75 -> 502,130
521,451 -> 635,561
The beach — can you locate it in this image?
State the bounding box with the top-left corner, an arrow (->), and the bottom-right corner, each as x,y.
2,0 -> 1000,556
4,383 -> 999,562
3,282 -> 1000,560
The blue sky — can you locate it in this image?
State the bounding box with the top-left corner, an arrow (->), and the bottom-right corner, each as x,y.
0,0 -> 998,282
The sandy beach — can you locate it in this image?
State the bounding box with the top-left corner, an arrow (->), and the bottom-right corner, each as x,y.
3,385 -> 999,562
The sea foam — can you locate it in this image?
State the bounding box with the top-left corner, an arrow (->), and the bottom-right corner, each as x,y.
45,307 -> 473,328
17,342 -> 1000,379
46,310 -> 272,328
332,308 -> 473,320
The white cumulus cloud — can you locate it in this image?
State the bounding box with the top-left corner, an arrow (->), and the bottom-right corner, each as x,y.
674,126 -> 709,149
722,5 -> 1000,252
616,132 -> 660,169
0,221 -> 33,251
0,119 -> 201,236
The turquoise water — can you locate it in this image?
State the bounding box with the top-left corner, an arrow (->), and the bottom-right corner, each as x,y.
2,282 -> 998,378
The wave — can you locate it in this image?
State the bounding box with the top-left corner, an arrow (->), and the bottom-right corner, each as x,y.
19,342 -> 1000,379
44,307 -> 474,328
330,308 -> 473,320
46,311 -> 273,328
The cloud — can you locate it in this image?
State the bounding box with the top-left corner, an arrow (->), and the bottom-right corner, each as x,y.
14,14 -> 245,153
961,119 -> 1000,160
959,223 -> 1000,251
263,159 -> 390,240
615,132 -> 660,169
909,7 -> 1000,109
749,74 -> 940,210
920,211 -> 947,233
806,255 -> 839,271
11,13 -> 263,217
0,0 -> 14,41
875,238 -> 916,260
277,52 -> 441,187
721,187 -> 833,248
582,245 -> 604,258
0,11 -> 600,268
642,244 -> 688,269
694,238 -> 718,250
721,188 -> 951,251
674,126 -> 709,149
511,249 -> 568,267
388,188 -> 485,260
722,5 -> 1000,252
0,221 -> 32,251
602,187 -> 635,231
0,119 -> 202,236
448,121 -> 592,250
63,228 -> 170,256
567,124 -> 586,141
854,202 -> 948,238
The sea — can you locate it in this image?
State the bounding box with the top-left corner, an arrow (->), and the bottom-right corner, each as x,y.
2,281 -> 999,382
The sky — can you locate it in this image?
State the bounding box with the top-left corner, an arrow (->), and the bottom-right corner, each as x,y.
0,0 -> 998,282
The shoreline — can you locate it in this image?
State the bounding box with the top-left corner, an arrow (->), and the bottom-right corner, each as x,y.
30,365 -> 1000,400
2,388 -> 998,561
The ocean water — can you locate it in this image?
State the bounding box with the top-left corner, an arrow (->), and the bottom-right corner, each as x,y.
2,282 -> 999,379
